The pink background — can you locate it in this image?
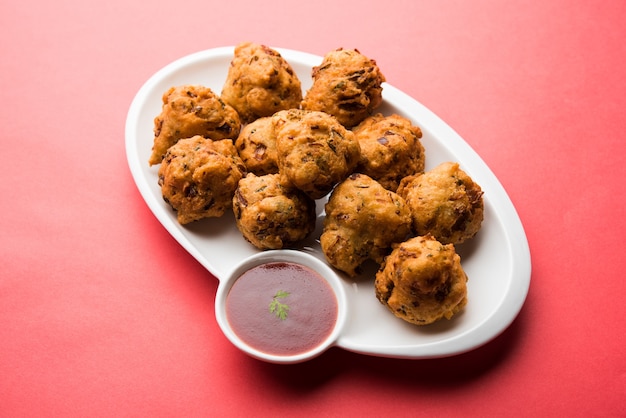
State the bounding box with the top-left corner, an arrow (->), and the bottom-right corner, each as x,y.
1,0 -> 624,416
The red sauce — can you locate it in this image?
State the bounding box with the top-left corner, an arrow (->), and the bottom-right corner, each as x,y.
225,262 -> 338,356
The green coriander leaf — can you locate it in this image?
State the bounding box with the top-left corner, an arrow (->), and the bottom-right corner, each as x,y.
269,290 -> 291,320
275,290 -> 290,299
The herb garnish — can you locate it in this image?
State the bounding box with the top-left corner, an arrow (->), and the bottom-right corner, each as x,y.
269,290 -> 290,320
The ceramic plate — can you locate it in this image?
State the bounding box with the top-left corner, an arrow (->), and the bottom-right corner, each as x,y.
125,46 -> 531,359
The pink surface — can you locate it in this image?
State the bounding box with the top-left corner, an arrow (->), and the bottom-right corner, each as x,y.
1,0 -> 624,416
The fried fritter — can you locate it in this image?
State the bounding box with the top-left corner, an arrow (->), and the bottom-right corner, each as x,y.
320,173 -> 412,277
352,113 -> 425,191
397,162 -> 484,245
234,116 -> 278,175
221,42 -> 303,124
158,136 -> 246,224
149,85 -> 241,165
273,109 -> 361,199
232,173 -> 316,250
374,235 -> 468,325
301,48 -> 386,128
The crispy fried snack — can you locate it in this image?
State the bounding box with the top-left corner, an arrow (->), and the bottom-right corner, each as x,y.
352,113 -> 425,191
397,162 -> 484,245
158,136 -> 246,224
234,116 -> 278,175
232,173 -> 316,250
320,173 -> 412,277
149,85 -> 241,165
301,48 -> 386,128
273,109 -> 361,199
221,42 -> 303,124
375,235 -> 468,325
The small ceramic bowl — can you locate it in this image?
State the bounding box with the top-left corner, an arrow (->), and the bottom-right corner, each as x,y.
215,249 -> 349,364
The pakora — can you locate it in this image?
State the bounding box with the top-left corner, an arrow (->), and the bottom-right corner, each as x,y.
232,173 -> 317,250
397,162 -> 484,245
301,48 -> 385,128
221,42 -> 303,124
374,235 -> 468,325
158,136 -> 246,224
234,116 -> 279,175
320,173 -> 412,277
149,85 -> 241,165
273,108 -> 361,199
352,113 -> 425,191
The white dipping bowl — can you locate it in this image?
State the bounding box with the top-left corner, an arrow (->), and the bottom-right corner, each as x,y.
215,250 -> 349,364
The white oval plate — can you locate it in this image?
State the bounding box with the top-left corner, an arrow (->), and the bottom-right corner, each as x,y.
125,46 -> 531,359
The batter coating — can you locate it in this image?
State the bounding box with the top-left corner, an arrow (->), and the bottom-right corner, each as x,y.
352,113 -> 425,191
273,109 -> 361,199
149,85 -> 241,165
221,42 -> 303,124
320,173 -> 412,277
301,48 -> 386,128
397,162 -> 484,245
375,235 -> 468,325
232,173 -> 316,250
158,136 -> 246,224
234,116 -> 279,175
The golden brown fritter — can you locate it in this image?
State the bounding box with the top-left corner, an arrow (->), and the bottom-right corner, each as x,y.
273,109 -> 361,199
397,162 -> 484,245
158,136 -> 246,224
221,42 -> 303,124
352,113 -> 425,191
232,173 -> 316,250
320,173 -> 412,277
149,85 -> 241,165
234,116 -> 279,175
301,48 -> 386,128
374,235 -> 468,325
